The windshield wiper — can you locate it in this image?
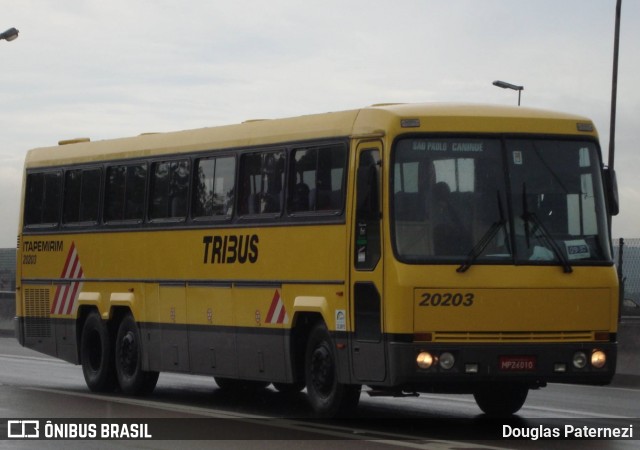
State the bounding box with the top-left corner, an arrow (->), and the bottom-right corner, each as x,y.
522,211 -> 572,273
521,184 -> 573,273
457,191 -> 506,273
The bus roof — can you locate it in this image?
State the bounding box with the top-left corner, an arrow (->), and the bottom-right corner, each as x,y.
24,103 -> 597,168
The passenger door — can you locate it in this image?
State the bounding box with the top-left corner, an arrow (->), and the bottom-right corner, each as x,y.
350,141 -> 386,382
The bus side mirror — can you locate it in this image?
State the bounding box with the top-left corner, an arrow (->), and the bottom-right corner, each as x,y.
604,167 -> 619,216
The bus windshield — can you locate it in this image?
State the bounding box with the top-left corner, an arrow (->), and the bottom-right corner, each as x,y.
392,137 -> 612,267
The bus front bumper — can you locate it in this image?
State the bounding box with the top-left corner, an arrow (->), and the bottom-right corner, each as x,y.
383,341 -> 617,392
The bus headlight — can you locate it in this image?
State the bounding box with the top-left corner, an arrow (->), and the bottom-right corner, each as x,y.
591,350 -> 606,368
416,352 -> 434,369
439,352 -> 455,370
573,351 -> 587,369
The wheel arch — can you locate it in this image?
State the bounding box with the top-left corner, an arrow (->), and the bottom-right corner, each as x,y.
76,304 -> 133,363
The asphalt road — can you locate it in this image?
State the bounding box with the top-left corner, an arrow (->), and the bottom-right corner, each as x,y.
0,337 -> 638,449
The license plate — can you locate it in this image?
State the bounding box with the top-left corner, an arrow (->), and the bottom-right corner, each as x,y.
499,356 -> 537,371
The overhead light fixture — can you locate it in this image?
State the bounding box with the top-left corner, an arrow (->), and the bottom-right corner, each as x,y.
0,27 -> 19,42
492,80 -> 524,106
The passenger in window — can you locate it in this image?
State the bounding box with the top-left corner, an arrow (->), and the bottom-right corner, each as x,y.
262,153 -> 283,213
170,161 -> 190,217
260,193 -> 280,213
290,172 -> 310,212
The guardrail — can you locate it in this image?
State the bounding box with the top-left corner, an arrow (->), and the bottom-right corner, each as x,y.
0,291 -> 14,326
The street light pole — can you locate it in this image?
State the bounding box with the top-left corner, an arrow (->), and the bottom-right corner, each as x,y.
608,0 -> 622,172
492,80 -> 524,106
0,27 -> 19,42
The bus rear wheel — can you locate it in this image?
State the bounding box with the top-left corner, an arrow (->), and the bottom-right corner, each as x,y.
473,384 -> 529,416
305,323 -> 360,417
114,314 -> 159,396
80,311 -> 117,392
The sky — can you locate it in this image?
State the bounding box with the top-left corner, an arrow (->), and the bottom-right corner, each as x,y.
1,0 -> 638,247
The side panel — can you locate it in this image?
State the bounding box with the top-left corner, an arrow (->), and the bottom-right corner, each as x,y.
234,286 -> 287,382
54,318 -> 77,364
186,285 -> 236,376
158,285 -> 190,372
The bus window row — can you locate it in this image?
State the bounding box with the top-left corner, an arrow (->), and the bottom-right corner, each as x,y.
23,142 -> 348,229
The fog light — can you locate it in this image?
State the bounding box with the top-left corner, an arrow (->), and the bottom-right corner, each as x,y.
439,352 -> 455,370
573,351 -> 587,369
417,352 -> 434,369
591,350 -> 606,368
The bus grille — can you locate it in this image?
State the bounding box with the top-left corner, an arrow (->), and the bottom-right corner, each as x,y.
432,331 -> 594,343
24,288 -> 51,338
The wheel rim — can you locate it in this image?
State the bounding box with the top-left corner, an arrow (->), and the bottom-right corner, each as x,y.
310,342 -> 334,397
119,331 -> 137,377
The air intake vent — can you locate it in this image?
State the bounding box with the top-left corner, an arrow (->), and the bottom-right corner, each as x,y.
432,331 -> 594,343
24,288 -> 51,338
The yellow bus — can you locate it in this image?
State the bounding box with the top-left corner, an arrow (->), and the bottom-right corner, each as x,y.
15,103 -> 620,417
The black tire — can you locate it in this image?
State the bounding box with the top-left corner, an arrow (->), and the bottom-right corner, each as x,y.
305,323 -> 361,417
80,311 -> 117,392
114,313 -> 159,396
473,384 -> 529,416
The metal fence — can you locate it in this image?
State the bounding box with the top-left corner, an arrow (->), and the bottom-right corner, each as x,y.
0,248 -> 15,292
0,291 -> 14,326
614,238 -> 640,317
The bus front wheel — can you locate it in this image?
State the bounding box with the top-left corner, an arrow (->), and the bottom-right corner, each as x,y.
80,311 -> 117,392
473,384 -> 528,416
305,323 -> 360,417
114,314 -> 159,395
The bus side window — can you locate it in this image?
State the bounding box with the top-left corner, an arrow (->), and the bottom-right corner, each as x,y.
355,149 -> 381,270
149,160 -> 191,221
63,168 -> 101,225
356,151 -> 380,220
24,171 -> 62,228
317,144 -> 347,211
288,148 -> 315,213
193,156 -> 235,219
104,164 -> 147,223
238,150 -> 285,216
288,144 -> 347,214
